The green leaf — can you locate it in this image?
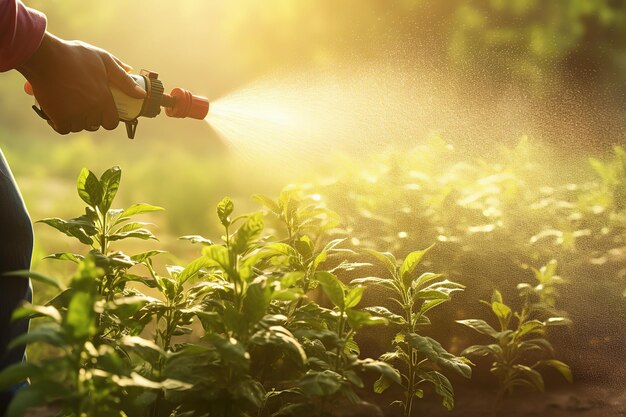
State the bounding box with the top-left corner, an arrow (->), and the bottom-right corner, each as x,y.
177,256 -> 212,284
119,203 -> 164,219
232,212 -> 264,254
108,228 -> 157,241
373,374 -> 392,394
362,306 -> 406,325
202,245 -> 231,270
43,252 -> 84,264
0,363 -> 41,391
456,319 -> 499,338
5,386 -> 47,417
359,359 -> 401,385
517,320 -> 545,339
130,250 -> 165,263
299,370 -> 343,397
3,270 -> 62,290
12,304 -> 61,322
344,285 -> 365,309
217,197 -> 235,227
513,364 -> 545,392
315,271 -> 345,309
65,291 -> 96,341
364,249 -> 397,277
416,370 -> 455,411
407,333 -> 472,379
179,235 -> 213,245
400,245 -> 433,283
77,168 -> 102,207
492,301 -> 512,321
8,325 -> 65,350
99,166 -> 121,213
252,194 -> 281,215
243,281 -> 272,324
542,359 -> 573,383
346,309 -> 388,329
37,218 -> 94,245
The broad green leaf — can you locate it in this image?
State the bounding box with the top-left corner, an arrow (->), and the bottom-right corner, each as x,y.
252,194 -> 281,215
299,370 -> 343,397
99,166 -> 121,213
346,309 -> 388,329
491,289 -> 503,304
232,213 -> 264,254
8,325 -> 65,350
12,304 -> 61,322
364,249 -> 397,277
407,333 -> 472,379
513,364 -> 544,392
217,197 -> 234,227
0,363 -> 41,391
412,272 -> 443,290
77,168 -> 102,207
108,228 -> 157,241
491,301 -> 512,321
460,344 -> 498,357
250,326 -> 306,365
363,306 -> 406,325
119,203 -> 164,219
373,374 -> 392,394
177,256 -> 212,284
202,245 -> 231,270
344,285 -> 365,309
359,359 -> 401,385
37,218 -> 94,245
350,276 -> 396,289
516,320 -> 545,339
456,319 -> 499,338
130,250 -> 165,263
400,245 -> 434,283
315,271 -> 345,309
416,370 -> 455,411
6,386 -> 47,417
2,270 -> 62,290
243,281 -> 272,324
43,252 -> 84,264
542,359 -> 573,383
65,291 -> 96,341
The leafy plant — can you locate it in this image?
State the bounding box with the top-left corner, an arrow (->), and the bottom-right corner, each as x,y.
353,246 -> 471,417
457,275 -> 572,407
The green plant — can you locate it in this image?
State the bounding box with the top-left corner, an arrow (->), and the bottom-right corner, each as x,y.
352,246 -> 471,417
457,277 -> 572,406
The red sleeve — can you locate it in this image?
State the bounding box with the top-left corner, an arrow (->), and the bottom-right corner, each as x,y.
0,0 -> 46,72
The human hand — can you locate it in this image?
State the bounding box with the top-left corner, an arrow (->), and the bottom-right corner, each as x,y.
17,32 -> 145,134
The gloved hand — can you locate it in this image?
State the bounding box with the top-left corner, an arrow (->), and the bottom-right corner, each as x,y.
17,32 -> 145,134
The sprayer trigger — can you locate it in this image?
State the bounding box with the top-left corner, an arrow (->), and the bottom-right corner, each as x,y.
32,105 -> 49,121
125,119 -> 138,139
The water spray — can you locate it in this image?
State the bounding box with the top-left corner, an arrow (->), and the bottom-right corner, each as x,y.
25,69 -> 209,139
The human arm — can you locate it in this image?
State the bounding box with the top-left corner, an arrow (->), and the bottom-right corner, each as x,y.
1,0 -> 145,134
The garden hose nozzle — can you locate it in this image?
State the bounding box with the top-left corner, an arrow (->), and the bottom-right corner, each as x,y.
25,69 -> 209,139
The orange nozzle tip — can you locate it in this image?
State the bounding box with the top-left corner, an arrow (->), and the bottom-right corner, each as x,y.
165,87 -> 209,120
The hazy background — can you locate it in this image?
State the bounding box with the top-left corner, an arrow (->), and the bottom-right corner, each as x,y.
1,0 -> 625,283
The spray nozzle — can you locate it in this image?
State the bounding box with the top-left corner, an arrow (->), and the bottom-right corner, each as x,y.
163,88 -> 209,120
23,69 -> 210,139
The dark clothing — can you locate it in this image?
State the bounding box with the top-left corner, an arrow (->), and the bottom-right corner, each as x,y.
0,150 -> 33,415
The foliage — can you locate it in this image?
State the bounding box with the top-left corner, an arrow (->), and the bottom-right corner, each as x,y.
458,263 -> 572,404
1,167 -> 469,417
353,247 -> 471,417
